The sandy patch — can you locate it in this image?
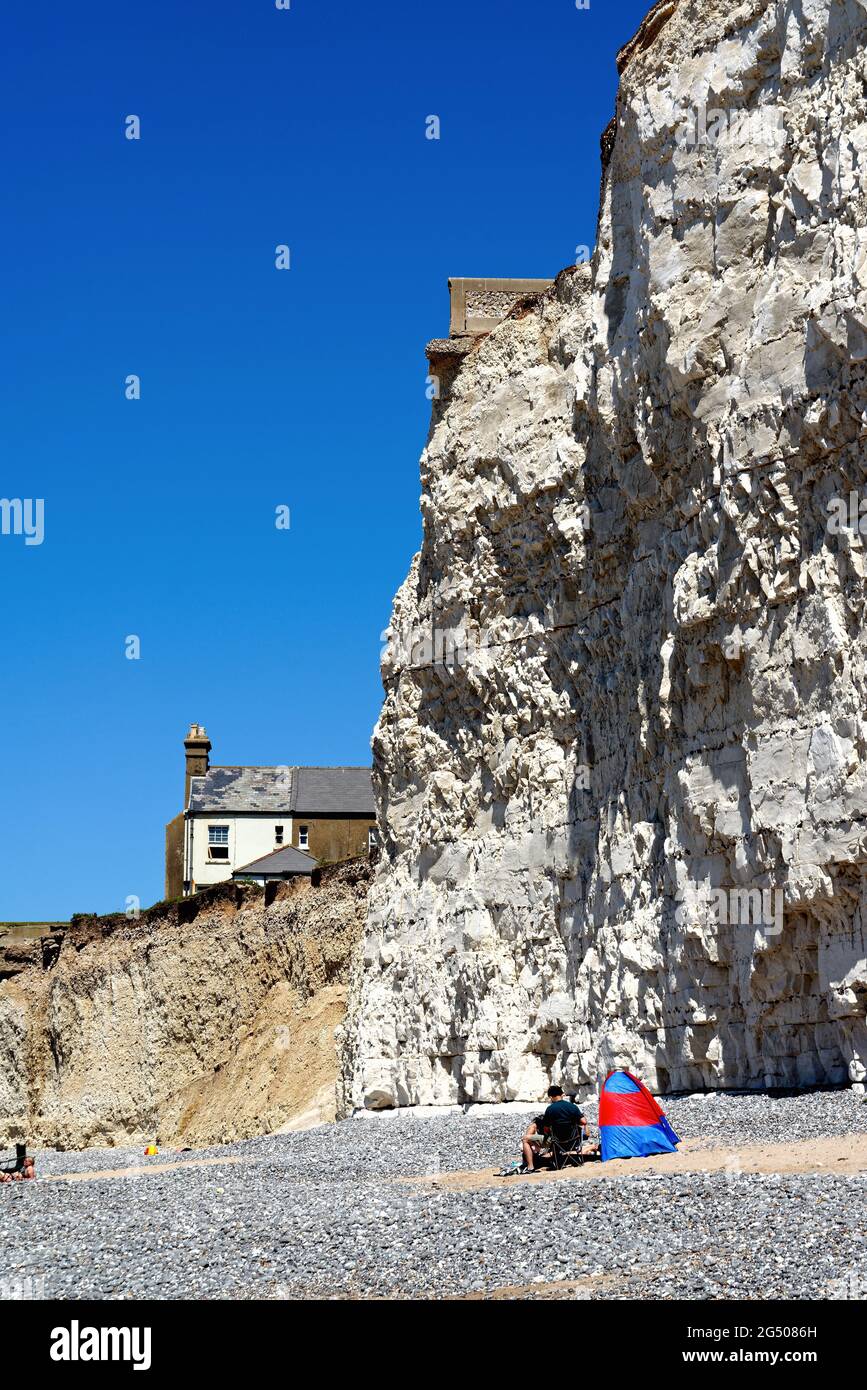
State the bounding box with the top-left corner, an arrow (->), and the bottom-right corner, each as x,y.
405,1132 -> 867,1193
43,1155 -> 244,1183
457,1274 -> 617,1300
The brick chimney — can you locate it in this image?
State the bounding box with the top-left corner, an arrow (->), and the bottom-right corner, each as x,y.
184,723 -> 211,806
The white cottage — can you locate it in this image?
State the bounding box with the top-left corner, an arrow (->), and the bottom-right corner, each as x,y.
164,724 -> 377,897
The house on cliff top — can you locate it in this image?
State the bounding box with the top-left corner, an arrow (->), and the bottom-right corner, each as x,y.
165,724 -> 376,898
426,276 -> 554,399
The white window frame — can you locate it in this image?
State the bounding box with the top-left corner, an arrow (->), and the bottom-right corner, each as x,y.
298,825 -> 309,851
208,824 -> 230,861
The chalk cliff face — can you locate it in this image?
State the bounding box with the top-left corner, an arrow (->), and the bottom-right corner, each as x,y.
0,863 -> 368,1149
344,0 -> 867,1108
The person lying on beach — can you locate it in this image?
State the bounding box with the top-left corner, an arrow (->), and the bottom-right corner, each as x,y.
0,1156 -> 35,1182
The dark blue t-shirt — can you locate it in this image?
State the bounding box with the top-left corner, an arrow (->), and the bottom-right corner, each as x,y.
543,1100 -> 584,1138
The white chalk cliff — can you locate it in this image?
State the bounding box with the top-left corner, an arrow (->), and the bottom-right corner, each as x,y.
343,0 -> 867,1108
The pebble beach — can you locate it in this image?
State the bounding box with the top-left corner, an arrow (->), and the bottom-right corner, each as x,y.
2,1091 -> 866,1301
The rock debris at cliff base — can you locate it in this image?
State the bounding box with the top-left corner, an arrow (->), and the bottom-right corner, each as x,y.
344,0 -> 867,1109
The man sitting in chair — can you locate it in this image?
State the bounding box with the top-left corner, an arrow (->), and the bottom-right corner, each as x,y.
542,1086 -> 589,1153
518,1087 -> 590,1173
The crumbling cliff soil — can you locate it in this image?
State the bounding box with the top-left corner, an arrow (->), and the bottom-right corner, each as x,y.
0,860 -> 369,1150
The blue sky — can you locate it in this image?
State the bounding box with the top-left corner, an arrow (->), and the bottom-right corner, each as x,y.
1,0 -> 651,920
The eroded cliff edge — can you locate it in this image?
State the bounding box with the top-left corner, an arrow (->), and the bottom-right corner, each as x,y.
343,0 -> 867,1108
1,861 -> 369,1149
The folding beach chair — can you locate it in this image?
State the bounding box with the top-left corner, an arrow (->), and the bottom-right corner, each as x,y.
548,1122 -> 583,1170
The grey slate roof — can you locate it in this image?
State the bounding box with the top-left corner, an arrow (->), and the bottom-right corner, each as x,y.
188,767 -> 294,813
292,766 -> 374,814
232,845 -> 318,877
188,765 -> 373,815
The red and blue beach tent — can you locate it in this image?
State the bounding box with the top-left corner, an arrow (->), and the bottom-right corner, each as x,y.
598,1069 -> 680,1161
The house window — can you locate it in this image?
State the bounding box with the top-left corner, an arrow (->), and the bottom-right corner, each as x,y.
208,825 -> 229,861
275,825 -> 284,845
368,826 -> 379,851
298,825 -> 309,850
